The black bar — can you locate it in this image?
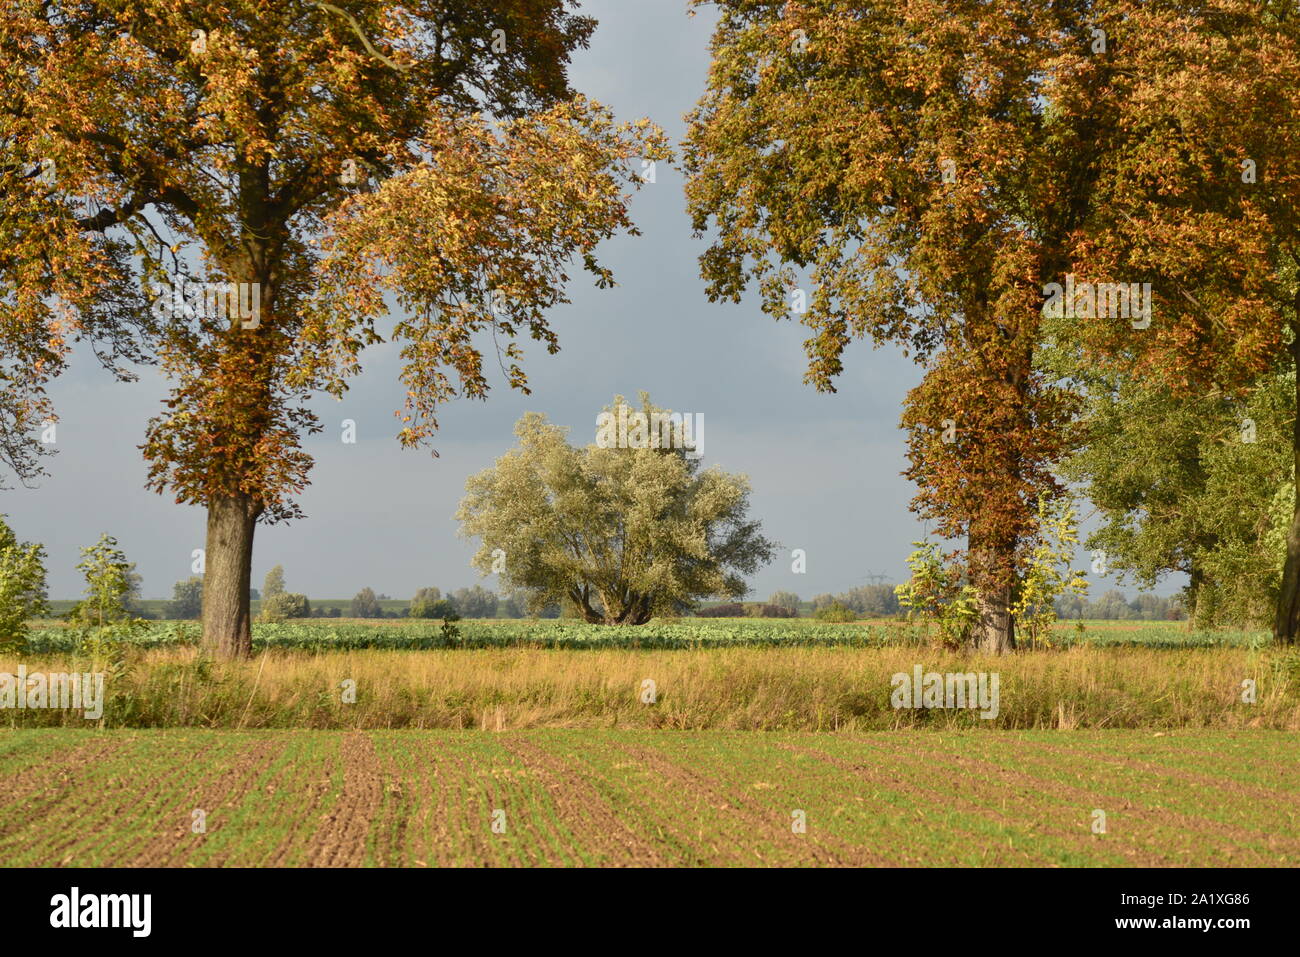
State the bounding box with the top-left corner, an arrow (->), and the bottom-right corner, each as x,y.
4,867 -> 1288,944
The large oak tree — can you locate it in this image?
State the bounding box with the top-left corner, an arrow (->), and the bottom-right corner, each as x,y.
684,0 -> 1113,651
1,1 -> 667,656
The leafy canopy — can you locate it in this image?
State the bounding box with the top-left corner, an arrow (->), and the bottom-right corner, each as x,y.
0,1 -> 668,519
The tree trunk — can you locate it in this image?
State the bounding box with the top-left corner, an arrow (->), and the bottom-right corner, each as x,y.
1274,332 -> 1300,644
968,538 -> 1017,654
1185,564 -> 1202,633
570,587 -> 605,623
1277,509 -> 1300,643
202,493 -> 260,658
975,584 -> 1015,654
609,593 -> 653,625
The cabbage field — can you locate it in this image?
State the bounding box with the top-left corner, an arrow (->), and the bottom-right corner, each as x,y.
22,617 -> 1268,654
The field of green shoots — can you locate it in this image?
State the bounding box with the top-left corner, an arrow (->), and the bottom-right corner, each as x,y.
1,728 -> 1294,867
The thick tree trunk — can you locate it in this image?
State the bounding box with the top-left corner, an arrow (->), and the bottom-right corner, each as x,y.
570,586 -> 605,623
967,538 -> 1017,654
594,589 -> 654,625
975,584 -> 1016,654
202,493 -> 260,658
1274,336 -> 1300,644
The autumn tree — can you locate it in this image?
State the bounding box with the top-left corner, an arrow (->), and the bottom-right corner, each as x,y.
0,1 -> 667,657
457,395 -> 776,624
1052,0 -> 1300,642
684,0 -> 1114,651
0,385 -> 53,491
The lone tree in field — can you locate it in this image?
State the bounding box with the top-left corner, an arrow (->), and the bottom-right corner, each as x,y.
350,587 -> 382,620
166,576 -> 204,620
71,534 -> 142,630
261,565 -> 286,604
684,0 -> 1115,651
457,395 -> 775,624
0,1 -> 667,657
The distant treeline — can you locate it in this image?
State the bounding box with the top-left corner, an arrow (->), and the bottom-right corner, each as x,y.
768,584 -> 1184,622
110,574 -> 552,621
1054,589 -> 1186,622
46,578 -> 1185,624
809,586 -> 901,617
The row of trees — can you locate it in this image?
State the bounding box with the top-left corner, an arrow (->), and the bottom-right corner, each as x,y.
7,2 -> 1295,653
766,587 -> 902,617
1055,590 -> 1186,623
168,569 -> 534,621
778,584 -> 1181,622
0,506 -> 1186,636
810,586 -> 901,618
697,602 -> 797,619
355,585 -> 508,619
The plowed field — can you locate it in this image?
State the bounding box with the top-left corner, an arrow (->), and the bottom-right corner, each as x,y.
1,730 -> 1294,867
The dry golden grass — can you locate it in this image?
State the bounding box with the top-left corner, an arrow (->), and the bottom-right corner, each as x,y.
2,643 -> 1296,730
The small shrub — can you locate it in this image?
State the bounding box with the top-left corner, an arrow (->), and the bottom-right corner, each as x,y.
0,516 -> 49,653
894,541 -> 979,648
165,576 -> 203,619
261,592 -> 310,622
814,602 -> 857,622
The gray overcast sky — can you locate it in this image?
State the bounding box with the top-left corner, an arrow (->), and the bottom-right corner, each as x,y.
9,1 -> 1155,602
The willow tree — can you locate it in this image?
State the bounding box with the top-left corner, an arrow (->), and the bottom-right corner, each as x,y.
0,1 -> 667,656
684,0 -> 1112,651
457,396 -> 775,623
1055,0 -> 1300,643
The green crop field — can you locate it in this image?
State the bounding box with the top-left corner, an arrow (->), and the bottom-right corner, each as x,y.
5,618 -> 1295,867
21,616 -> 1269,653
0,728 -> 1294,867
